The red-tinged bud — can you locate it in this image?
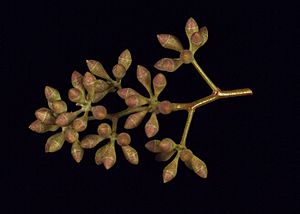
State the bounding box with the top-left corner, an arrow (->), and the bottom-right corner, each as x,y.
145,113 -> 159,138
64,127 -> 79,143
145,140 -> 162,153
44,86 -> 61,101
122,145 -> 139,165
162,157 -> 179,183
153,73 -> 167,97
94,79 -> 109,93
190,27 -> 208,51
124,110 -> 147,129
83,72 -> 96,96
185,17 -> 199,38
51,100 -> 67,114
92,90 -> 108,103
45,132 -> 65,153
95,144 -> 109,165
29,120 -> 58,133
68,88 -> 85,103
154,58 -> 182,72
55,112 -> 77,127
71,71 -> 84,91
125,94 -> 148,108
190,156 -> 208,178
117,132 -> 131,146
35,107 -> 55,125
117,88 -> 139,99
91,105 -> 107,120
158,100 -> 173,115
180,50 -> 194,64
102,144 -> 116,169
97,123 -> 112,138
137,65 -> 152,95
72,114 -> 88,132
112,64 -> 126,79
118,49 -> 132,71
80,134 -> 105,149
155,150 -> 176,162
86,60 -> 111,80
179,149 -> 193,162
71,141 -> 84,163
159,138 -> 175,152
157,34 -> 183,52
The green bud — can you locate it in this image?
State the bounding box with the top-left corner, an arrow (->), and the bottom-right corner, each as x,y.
117,132 -> 131,146
72,114 -> 88,132
50,100 -> 67,114
145,113 -> 159,138
29,120 -> 59,133
97,123 -> 112,138
44,86 -> 61,101
118,49 -> 132,71
71,141 -> 84,163
91,105 -> 107,120
55,112 -> 77,127
155,150 -> 176,162
64,127 -> 79,143
80,134 -> 105,149
117,88 -> 139,99
95,143 -> 116,169
35,107 -> 55,125
185,17 -> 199,39
190,156 -> 208,178
45,132 -> 65,153
122,145 -> 139,165
137,65 -> 152,95
112,64 -> 126,80
145,139 -> 162,153
68,88 -> 85,103
162,156 -> 179,183
179,149 -> 193,162
71,70 -> 85,91
159,138 -> 176,152
157,34 -> 183,52
153,73 -> 167,97
124,110 -> 147,129
125,94 -> 148,108
83,72 -> 96,98
86,60 -> 111,80
154,58 -> 182,72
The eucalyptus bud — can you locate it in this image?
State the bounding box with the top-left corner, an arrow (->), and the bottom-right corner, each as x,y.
86,60 -> 111,80
137,65 -> 152,95
185,17 -> 199,38
29,120 -> 58,133
190,156 -> 208,178
55,112 -> 77,127
64,127 -> 79,143
71,70 -> 84,91
145,113 -> 159,138
97,123 -> 112,138
179,149 -> 193,162
72,114 -> 88,132
180,50 -> 194,64
117,88 -> 139,99
91,105 -> 107,120
157,100 -> 173,115
44,86 -> 61,101
155,150 -> 176,162
190,27 -> 208,51
124,110 -> 147,129
153,73 -> 167,97
45,132 -> 65,153
159,138 -> 175,152
83,72 -> 96,96
95,143 -> 116,169
50,100 -> 67,114
71,141 -> 84,163
118,49 -> 132,71
125,94 -> 148,108
162,157 -> 179,183
80,134 -> 105,149
35,107 -> 55,125
112,64 -> 126,79
92,90 -> 108,103
157,34 -> 183,52
95,143 -> 109,165
145,140 -> 162,153
154,58 -> 182,72
117,132 -> 131,146
122,145 -> 139,165
94,79 -> 110,93
68,88 -> 85,103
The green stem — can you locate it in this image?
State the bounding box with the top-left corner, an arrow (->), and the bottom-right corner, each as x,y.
180,109 -> 195,146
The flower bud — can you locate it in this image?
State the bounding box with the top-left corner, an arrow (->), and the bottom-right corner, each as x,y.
125,94 -> 148,108
97,123 -> 112,138
179,149 -> 193,162
137,65 -> 152,95
155,150 -> 176,162
64,127 -> 79,143
162,157 -> 179,183
157,34 -> 183,52
95,143 -> 116,169
185,17 -> 199,38
71,141 -> 84,163
80,134 -> 105,149
112,64 -> 126,79
45,132 -> 65,153
95,143 -> 109,165
91,105 -> 107,120
190,27 -> 208,51
117,88 -> 139,99
154,58 -> 182,72
153,73 -> 167,97
92,90 -> 108,103
159,138 -> 175,152
145,140 -> 161,153
35,107 -> 55,125
118,49 -> 132,71
44,86 -> 61,101
122,145 -> 139,165
68,88 -> 85,103
83,72 -> 96,96
190,156 -> 208,178
29,120 -> 58,133
86,60 -> 111,80
124,110 -> 147,129
50,100 -> 67,114
180,50 -> 194,64
55,112 -> 77,127
72,114 -> 88,132
71,70 -> 84,91
158,100 -> 173,115
117,132 -> 131,146
145,113 -> 159,138
94,79 -> 109,93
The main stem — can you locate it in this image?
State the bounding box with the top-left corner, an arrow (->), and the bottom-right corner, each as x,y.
180,109 -> 195,146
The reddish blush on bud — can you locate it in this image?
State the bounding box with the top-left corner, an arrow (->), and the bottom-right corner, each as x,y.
44,86 -> 61,101
71,70 -> 84,90
136,65 -> 152,94
125,95 -> 148,108
124,111 -> 147,129
45,132 -> 65,153
117,88 -> 139,99
153,73 -> 167,97
64,127 -> 79,143
35,107 -> 55,125
145,113 -> 159,138
122,145 -> 139,165
97,123 -> 112,138
158,100 -> 173,115
55,112 -> 77,127
117,132 -> 131,146
112,64 -> 126,79
68,88 -> 84,103
72,115 -> 88,132
86,60 -> 111,80
102,144 -> 116,170
155,150 -> 176,162
145,140 -> 162,153
191,156 -> 208,178
29,120 -> 50,133
80,134 -> 105,149
154,58 -> 182,72
159,138 -> 175,152
185,17 -> 199,38
179,149 -> 193,162
51,100 -> 67,114
71,142 -> 84,163
91,105 -> 107,120
157,34 -> 183,52
162,157 -> 179,183
118,49 -> 132,71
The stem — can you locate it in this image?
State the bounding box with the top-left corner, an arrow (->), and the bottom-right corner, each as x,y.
192,60 -> 219,92
180,109 -> 195,146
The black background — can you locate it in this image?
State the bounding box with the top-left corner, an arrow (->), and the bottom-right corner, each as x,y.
3,0 -> 299,213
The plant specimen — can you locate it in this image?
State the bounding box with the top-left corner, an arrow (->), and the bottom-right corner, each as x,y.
29,17 -> 253,183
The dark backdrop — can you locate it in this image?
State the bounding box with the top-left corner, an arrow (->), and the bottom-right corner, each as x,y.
3,0 -> 299,213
